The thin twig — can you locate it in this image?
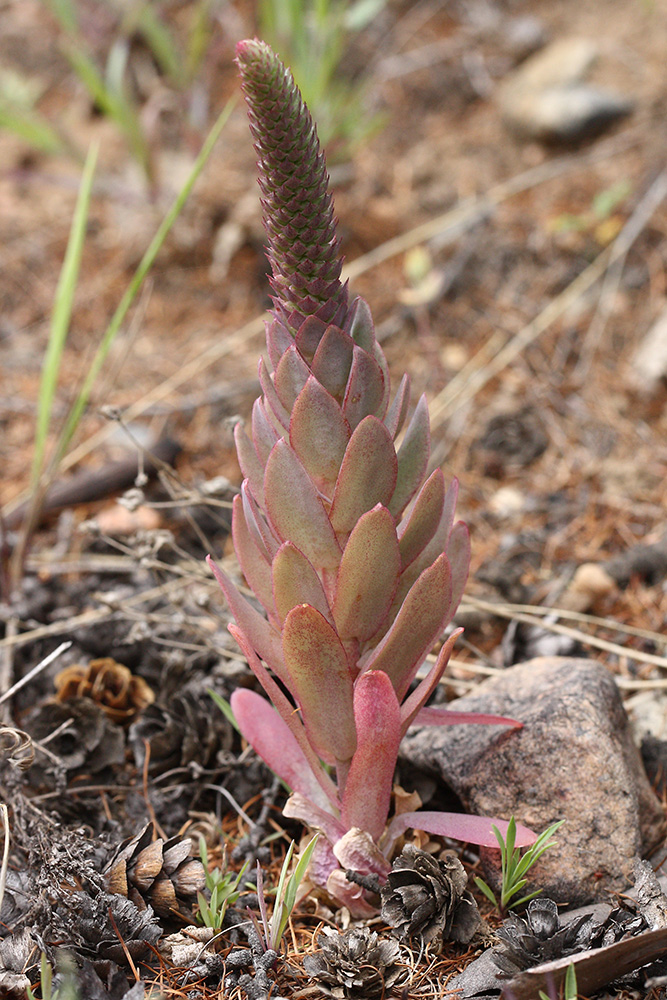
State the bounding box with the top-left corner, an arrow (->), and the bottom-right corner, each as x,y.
0,804 -> 9,919
0,640 -> 72,707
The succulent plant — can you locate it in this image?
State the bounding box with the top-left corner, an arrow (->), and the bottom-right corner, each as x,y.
208,38 -> 533,914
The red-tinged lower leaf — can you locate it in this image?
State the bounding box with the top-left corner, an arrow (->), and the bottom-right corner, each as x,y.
231,495 -> 275,620
399,629 -> 461,735
385,811 -> 536,850
259,356 -> 290,431
363,552 -> 453,701
342,344 -> 386,430
341,671 -> 401,841
234,422 -> 265,508
242,481 -> 280,561
397,469 -> 445,570
207,555 -> 288,685
388,394 -> 430,518
447,519 -> 471,614
251,397 -> 279,465
333,828 -> 392,878
289,375 -> 350,492
274,344 -> 311,412
311,324 -> 353,402
266,313 -> 295,370
228,623 -> 339,807
329,416 -> 397,536
282,604 -> 357,766
332,505 -> 400,644
231,688 -> 334,812
264,439 -> 342,570
413,707 -> 523,728
283,794 -> 346,859
326,869 -> 382,918
384,373 -> 410,440
272,541 -> 332,626
294,315 -> 328,364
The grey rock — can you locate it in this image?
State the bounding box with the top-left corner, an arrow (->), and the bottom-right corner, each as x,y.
401,657 -> 666,905
498,37 -> 633,143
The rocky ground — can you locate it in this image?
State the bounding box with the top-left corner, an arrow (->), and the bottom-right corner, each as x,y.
1,0 -> 667,997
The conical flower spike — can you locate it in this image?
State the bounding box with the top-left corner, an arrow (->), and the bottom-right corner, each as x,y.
209,39 -> 530,913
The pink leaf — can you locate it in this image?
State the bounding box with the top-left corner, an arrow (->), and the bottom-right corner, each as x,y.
332,505 -> 400,644
234,422 -> 265,508
329,416 -> 397,536
259,356 -> 290,431
282,604 -> 357,767
399,629 -> 462,735
264,439 -> 341,570
283,793 -> 346,848
341,671 -> 401,841
385,811 -> 536,850
412,707 -> 523,728
274,344 -> 311,412
251,398 -> 279,465
289,375 -> 350,493
311,325 -> 353,401
397,469 -> 446,570
342,345 -> 386,430
242,481 -> 280,561
384,373 -> 410,440
231,495 -> 275,620
388,394 -> 430,518
231,689 -> 334,812
294,315 -> 328,364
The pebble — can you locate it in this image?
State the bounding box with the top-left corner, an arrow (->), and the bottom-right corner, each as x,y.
629,302 -> 667,395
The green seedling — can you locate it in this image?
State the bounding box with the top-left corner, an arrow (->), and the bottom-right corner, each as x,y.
474,816 -> 564,913
196,839 -> 252,930
251,834 -> 320,952
538,962 -> 578,1000
26,953 -> 79,1000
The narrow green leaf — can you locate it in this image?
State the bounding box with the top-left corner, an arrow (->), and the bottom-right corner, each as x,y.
473,875 -> 497,907
208,690 -> 241,734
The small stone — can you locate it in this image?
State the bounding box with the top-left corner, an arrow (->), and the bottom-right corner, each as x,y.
561,562 -> 617,612
629,302 -> 667,394
502,16 -> 549,63
401,657 -> 666,905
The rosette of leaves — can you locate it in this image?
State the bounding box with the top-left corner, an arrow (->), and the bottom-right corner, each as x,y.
380,844 -> 480,944
209,38 -> 533,915
493,898 -> 598,976
304,926 -> 403,1000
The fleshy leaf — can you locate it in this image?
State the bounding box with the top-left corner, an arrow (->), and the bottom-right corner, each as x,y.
272,541 -> 332,626
282,604 -> 356,766
264,439 -> 341,570
231,494 -> 275,618
397,468 -> 445,570
363,552 -> 453,700
332,505 -> 400,643
413,706 -> 523,728
251,398 -> 280,465
346,296 -> 375,353
294,315 -> 328,364
342,345 -> 386,430
289,375 -> 350,491
332,828 -> 392,878
384,373 -> 410,440
283,793 -> 346,851
242,481 -> 280,561
447,520 -> 471,616
207,555 -> 288,685
385,811 -> 536,850
231,689 -> 333,811
274,344 -> 311,412
259,356 -> 290,431
341,671 -> 401,841
389,394 -> 430,517
399,629 -> 462,735
234,422 -> 265,508
329,416 -> 398,536
310,325 -> 354,401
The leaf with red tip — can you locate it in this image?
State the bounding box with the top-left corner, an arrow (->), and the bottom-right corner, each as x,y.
274,344 -> 311,412
289,376 -> 350,491
363,552 -> 452,701
259,357 -> 290,431
282,605 -> 356,766
207,555 -> 288,686
341,671 -> 401,841
283,793 -> 346,850
329,416 -> 397,535
399,629 -> 461,735
332,505 -> 400,643
228,623 -> 339,806
234,423 -> 265,508
231,495 -> 275,618
413,707 -> 523,728
397,469 -> 445,570
447,520 -> 471,615
231,689 -> 334,811
311,325 -> 353,401
266,314 -> 295,369
389,394 -> 430,518
295,315 -> 329,364
242,482 -> 280,561
384,374 -> 410,440
272,542 -> 332,626
346,296 -> 375,353
385,811 -> 536,849
251,398 -> 279,465
342,345 -> 385,430
264,439 -> 341,570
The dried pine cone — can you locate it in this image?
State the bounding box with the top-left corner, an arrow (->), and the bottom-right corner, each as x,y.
55,658 -> 155,725
380,844 -> 480,945
105,823 -> 206,920
26,698 -> 125,777
128,689 -> 232,773
303,927 -> 403,1000
63,890 -> 161,966
493,898 -> 597,976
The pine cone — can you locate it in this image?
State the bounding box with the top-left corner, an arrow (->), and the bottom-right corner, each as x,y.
127,689 -> 232,773
66,890 -> 161,966
105,823 -> 206,920
380,844 -> 480,945
303,926 -> 403,1000
27,697 -> 125,777
493,898 -> 597,976
54,657 -> 154,725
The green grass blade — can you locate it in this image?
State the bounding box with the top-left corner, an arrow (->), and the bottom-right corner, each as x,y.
32,141 -> 98,487
209,689 -> 241,734
0,103 -> 65,154
473,876 -> 498,907
509,888 -> 544,909
53,98 -> 234,467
